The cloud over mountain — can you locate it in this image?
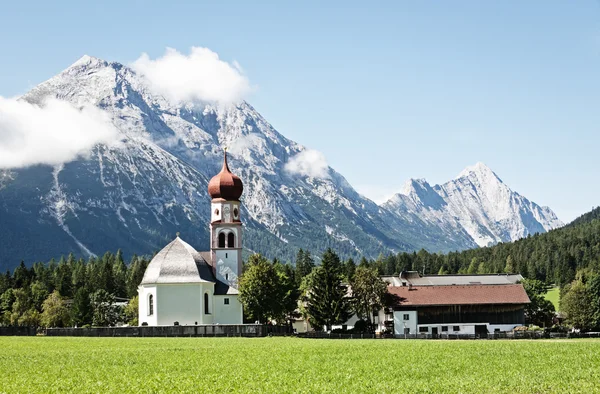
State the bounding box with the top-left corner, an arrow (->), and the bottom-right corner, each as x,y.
285,149 -> 330,179
0,97 -> 119,169
131,47 -> 251,104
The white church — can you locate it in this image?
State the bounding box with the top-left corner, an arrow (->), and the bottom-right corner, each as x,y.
138,152 -> 244,326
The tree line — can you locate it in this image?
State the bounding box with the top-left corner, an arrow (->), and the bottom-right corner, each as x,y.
0,251 -> 148,328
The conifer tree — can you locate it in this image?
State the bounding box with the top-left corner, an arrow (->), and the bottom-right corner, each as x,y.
306,248 -> 351,331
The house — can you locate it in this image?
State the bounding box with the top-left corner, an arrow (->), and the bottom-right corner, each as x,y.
137,151 -> 244,326
387,272 -> 530,337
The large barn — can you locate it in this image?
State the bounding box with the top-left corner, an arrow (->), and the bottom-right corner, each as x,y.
386,272 -> 530,337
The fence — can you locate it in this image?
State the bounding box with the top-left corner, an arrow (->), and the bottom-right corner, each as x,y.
0,324 -> 292,338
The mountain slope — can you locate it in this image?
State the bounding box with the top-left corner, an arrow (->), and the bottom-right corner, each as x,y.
382,162 -> 562,247
0,56 -> 563,271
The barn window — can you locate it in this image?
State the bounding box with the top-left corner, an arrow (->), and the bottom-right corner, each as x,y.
453,326 -> 460,332
148,294 -> 154,316
204,293 -> 210,314
224,298 -> 230,305
419,327 -> 429,333
442,326 -> 448,332
218,232 -> 226,248
403,314 -> 409,321
227,232 -> 235,248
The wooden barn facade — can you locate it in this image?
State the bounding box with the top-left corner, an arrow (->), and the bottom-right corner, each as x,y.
386,273 -> 530,337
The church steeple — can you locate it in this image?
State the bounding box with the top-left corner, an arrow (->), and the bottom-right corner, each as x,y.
208,150 -> 243,288
208,150 -> 243,201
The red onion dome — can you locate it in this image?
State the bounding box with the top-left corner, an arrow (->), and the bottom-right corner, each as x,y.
208,151 -> 243,201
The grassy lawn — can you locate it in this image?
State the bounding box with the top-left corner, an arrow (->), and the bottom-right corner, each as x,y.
1,337 -> 600,393
545,286 -> 561,311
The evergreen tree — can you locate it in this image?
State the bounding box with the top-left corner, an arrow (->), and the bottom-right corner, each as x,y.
71,287 -> 92,327
306,249 -> 351,331
295,249 -> 315,285
238,254 -> 281,323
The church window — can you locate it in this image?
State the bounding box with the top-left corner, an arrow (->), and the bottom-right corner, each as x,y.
214,208 -> 219,216
233,208 -> 239,218
148,294 -> 154,316
204,293 -> 210,314
218,232 -> 226,248
224,298 -> 230,305
227,232 -> 235,248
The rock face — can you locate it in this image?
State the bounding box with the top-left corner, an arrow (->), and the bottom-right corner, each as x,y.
0,56 -> 563,270
382,163 -> 563,248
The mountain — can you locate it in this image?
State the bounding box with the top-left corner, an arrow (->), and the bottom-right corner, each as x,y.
382,162 -> 563,248
0,56 -> 562,271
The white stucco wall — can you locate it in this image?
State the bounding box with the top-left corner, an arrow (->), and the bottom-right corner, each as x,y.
139,283 -> 220,326
138,285 -> 158,326
212,295 -> 243,324
393,311 -> 418,335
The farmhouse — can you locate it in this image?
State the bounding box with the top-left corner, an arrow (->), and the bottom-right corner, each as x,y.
387,272 -> 530,337
137,152 -> 244,326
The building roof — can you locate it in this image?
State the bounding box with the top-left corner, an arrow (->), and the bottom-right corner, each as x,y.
382,272 -> 523,287
208,151 -> 243,201
388,284 -> 530,306
140,237 -> 238,295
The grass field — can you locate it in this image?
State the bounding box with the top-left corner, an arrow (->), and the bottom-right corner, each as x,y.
1,337 -> 600,393
545,286 -> 561,311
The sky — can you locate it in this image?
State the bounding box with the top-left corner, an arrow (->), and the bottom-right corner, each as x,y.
1,0 -> 599,222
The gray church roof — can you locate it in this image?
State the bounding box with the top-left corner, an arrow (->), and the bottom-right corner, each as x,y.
140,237 -> 238,295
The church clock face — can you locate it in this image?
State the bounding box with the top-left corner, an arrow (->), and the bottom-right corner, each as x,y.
223,205 -> 231,222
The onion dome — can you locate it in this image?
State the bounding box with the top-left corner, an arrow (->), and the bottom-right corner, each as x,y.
208,150 -> 243,201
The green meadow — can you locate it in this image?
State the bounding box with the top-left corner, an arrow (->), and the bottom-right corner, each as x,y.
1,337 -> 599,393
544,286 -> 561,311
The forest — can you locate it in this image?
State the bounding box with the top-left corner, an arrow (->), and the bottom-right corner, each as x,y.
1,207 -> 600,331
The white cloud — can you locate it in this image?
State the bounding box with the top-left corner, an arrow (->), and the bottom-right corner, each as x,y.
285,149 -> 330,179
0,97 -> 120,169
227,133 -> 263,156
131,47 -> 251,104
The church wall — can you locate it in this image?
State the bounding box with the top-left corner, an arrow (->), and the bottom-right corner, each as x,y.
154,283 -> 207,326
212,295 -> 243,324
214,249 -> 242,288
138,285 -> 157,326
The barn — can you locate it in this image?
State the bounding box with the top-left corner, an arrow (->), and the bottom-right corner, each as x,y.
385,272 -> 530,337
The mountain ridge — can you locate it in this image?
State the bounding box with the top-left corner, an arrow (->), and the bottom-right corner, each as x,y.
0,56 -> 563,271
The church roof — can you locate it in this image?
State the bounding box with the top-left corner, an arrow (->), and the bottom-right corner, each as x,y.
141,237 -> 214,285
140,238 -> 238,295
208,151 -> 243,201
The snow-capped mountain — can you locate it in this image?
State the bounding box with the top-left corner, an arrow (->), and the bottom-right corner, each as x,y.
0,56 -> 563,270
382,162 -> 563,247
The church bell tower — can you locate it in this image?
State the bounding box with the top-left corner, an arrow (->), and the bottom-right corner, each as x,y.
207,150 -> 243,288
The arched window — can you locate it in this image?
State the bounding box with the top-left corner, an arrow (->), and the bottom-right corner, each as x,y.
227,232 -> 235,248
148,294 -> 154,316
204,293 -> 210,314
218,232 -> 226,248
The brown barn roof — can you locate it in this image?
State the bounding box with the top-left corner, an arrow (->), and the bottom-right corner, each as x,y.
388,284 -> 530,306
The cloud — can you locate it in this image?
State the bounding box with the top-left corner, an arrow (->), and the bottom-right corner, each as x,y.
285,149 -> 330,179
131,47 -> 251,104
0,97 -> 120,169
227,133 -> 263,156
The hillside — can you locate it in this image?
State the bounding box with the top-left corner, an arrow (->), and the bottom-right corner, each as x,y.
0,56 -> 562,272
372,206 -> 600,287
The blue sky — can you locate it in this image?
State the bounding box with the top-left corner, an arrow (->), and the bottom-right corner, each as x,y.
1,0 -> 599,222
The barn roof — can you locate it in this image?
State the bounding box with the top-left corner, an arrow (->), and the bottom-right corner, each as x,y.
388,284 -> 530,306
382,272 -> 524,287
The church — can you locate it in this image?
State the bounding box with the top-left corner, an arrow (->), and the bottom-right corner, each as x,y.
138,152 -> 244,326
